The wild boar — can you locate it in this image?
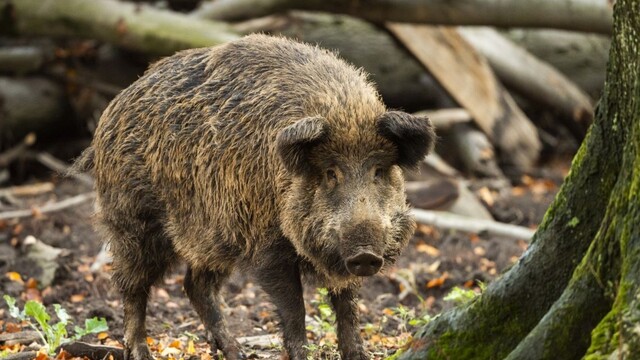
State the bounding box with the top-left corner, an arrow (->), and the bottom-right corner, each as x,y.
75,34 -> 435,360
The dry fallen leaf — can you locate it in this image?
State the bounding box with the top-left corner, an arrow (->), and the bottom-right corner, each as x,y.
6,272 -> 23,283
70,294 -> 85,303
11,224 -> 23,236
160,346 -> 181,357
55,348 -> 72,360
156,288 -> 170,299
426,260 -> 441,274
186,340 -> 196,355
468,233 -> 480,244
426,273 -> 449,288
5,322 -> 21,333
477,186 -> 495,206
35,349 -> 49,360
26,278 -> 38,289
511,186 -> 526,197
473,246 -> 486,256
416,243 -> 440,257
24,288 -> 42,302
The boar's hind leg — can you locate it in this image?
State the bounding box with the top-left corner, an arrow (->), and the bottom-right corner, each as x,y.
253,255 -> 307,360
106,216 -> 174,360
331,287 -> 368,360
183,267 -> 246,360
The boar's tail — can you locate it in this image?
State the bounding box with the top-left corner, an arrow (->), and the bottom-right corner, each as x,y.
68,146 -> 95,176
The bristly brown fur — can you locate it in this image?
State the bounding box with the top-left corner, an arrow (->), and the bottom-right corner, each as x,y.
86,34 -> 434,360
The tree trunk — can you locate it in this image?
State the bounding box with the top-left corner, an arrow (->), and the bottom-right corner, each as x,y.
400,0 -> 639,358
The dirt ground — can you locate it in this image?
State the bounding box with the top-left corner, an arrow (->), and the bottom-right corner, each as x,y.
0,162 -> 564,359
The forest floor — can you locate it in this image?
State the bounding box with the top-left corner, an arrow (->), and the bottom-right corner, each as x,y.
0,161 -> 567,359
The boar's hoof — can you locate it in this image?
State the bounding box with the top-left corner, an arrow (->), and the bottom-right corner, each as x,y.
345,252 -> 384,276
123,345 -> 153,360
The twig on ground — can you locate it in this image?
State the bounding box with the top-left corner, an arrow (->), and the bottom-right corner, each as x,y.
0,192 -> 95,220
0,331 -> 41,346
0,133 -> 36,167
0,351 -> 38,360
0,182 -> 55,197
33,152 -> 94,187
237,334 -> 282,348
411,209 -> 535,240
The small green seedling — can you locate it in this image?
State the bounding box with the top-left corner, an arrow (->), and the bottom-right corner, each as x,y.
392,305 -> 433,331
443,282 -> 486,305
3,295 -> 108,355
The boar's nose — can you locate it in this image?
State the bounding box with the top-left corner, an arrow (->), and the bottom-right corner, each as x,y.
345,252 -> 384,276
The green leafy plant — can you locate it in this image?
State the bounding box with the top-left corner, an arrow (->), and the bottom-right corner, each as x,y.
392,305 -> 433,331
443,282 -> 485,305
3,295 -> 108,355
308,288 -> 336,337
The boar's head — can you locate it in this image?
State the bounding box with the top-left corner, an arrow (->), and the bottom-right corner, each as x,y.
277,111 -> 435,280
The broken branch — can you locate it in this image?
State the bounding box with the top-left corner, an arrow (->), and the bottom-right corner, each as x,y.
0,192 -> 95,220
411,208 -> 535,240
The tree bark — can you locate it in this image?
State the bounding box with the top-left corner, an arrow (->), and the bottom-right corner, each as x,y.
400,0 -> 639,358
193,0 -> 613,34
1,0 -> 240,56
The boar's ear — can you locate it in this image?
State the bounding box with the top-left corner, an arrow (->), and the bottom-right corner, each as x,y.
277,116 -> 329,175
377,111 -> 436,169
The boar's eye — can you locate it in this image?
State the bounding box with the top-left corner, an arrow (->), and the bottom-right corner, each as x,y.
326,169 -> 338,182
374,167 -> 384,180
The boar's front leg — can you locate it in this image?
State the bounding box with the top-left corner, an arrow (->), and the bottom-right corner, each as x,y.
331,287 -> 368,360
253,251 -> 307,360
183,267 -> 246,360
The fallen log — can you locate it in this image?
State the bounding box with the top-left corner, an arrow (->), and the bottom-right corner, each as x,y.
0,45 -> 48,75
56,342 -> 124,360
411,208 -> 534,240
0,77 -> 68,143
232,11 -> 455,110
459,27 -> 594,138
193,0 -> 613,34
506,29 -> 610,98
2,0 -> 240,56
450,122 -> 504,178
388,24 -> 541,172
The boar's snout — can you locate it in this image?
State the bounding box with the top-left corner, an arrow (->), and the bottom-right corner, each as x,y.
341,220 -> 386,277
345,251 -> 384,276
